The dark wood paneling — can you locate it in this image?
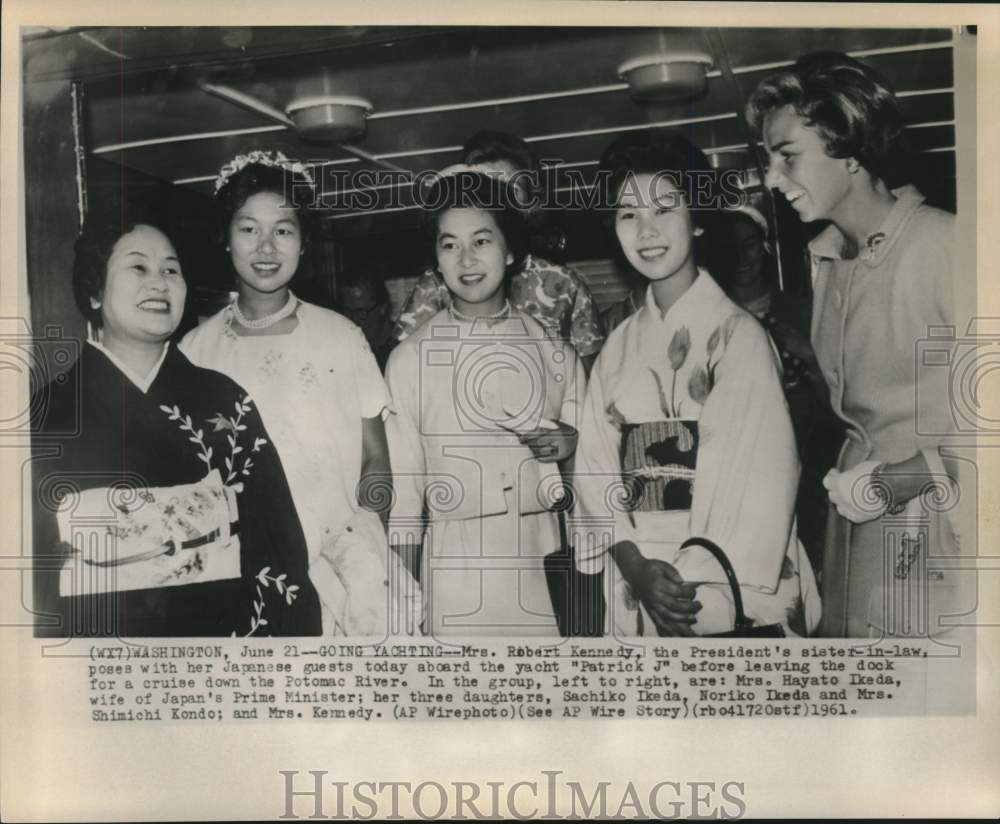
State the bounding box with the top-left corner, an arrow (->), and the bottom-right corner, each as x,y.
23,79 -> 85,369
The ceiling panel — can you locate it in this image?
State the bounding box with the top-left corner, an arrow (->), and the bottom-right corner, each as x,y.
25,25 -> 960,241
715,27 -> 951,67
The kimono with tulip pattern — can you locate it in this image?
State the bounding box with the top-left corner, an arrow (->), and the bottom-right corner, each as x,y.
574,271 -> 821,636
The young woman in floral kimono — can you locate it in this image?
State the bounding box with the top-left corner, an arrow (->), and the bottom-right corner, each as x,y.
386,172 -> 585,637
31,201 -> 321,637
573,130 -> 821,637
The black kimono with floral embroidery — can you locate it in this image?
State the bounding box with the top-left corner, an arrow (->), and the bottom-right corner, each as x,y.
31,344 -> 321,637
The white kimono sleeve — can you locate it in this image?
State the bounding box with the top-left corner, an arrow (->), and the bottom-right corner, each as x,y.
679,313 -> 800,593
571,358 -> 638,575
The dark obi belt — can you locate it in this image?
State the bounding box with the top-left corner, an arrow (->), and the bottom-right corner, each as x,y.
619,420 -> 699,512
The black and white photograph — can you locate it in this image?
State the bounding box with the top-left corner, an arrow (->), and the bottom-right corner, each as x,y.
2,1 -> 997,820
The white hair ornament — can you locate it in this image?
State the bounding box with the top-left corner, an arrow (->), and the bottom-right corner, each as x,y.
213,149 -> 315,195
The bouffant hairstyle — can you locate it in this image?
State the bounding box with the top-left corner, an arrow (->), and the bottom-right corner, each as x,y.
420,171 -> 529,278
72,198 -> 174,329
745,51 -> 911,186
214,159 -> 319,275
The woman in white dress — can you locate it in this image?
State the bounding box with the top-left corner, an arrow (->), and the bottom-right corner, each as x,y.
386,171 -> 584,637
181,150 -> 420,635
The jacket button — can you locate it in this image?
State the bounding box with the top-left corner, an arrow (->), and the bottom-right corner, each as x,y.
828,368 -> 840,387
832,291 -> 843,309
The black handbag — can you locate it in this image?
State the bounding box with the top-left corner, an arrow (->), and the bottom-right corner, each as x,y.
679,537 -> 785,638
544,510 -> 605,637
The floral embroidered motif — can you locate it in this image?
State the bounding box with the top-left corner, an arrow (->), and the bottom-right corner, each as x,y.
158,406 -> 214,471
160,397 -> 267,484
259,349 -> 284,378
172,552 -> 205,579
667,326 -> 691,370
688,367 -> 711,405
650,326 -> 691,418
235,566 -> 301,637
649,316 -> 740,415
161,396 -> 298,635
298,362 -> 318,388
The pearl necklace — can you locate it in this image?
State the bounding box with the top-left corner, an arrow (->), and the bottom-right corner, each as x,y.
231,292 -> 298,329
449,300 -> 511,324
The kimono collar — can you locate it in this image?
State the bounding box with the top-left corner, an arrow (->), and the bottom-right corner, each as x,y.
808,185 -> 926,267
642,268 -> 721,326
86,339 -> 170,394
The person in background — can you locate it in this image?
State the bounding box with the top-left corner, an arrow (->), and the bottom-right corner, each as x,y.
748,51 -> 959,638
711,205 -> 845,573
600,268 -> 646,337
573,129 -> 820,638
335,267 -> 396,372
393,130 -> 605,373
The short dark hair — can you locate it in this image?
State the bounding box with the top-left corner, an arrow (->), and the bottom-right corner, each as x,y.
215,160 -> 318,245
597,129 -> 721,225
596,129 -> 721,272
421,171 -> 528,277
745,51 -> 910,185
72,198 -> 174,329
461,130 -> 540,175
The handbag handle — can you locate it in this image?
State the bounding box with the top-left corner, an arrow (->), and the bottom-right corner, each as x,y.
679,537 -> 754,632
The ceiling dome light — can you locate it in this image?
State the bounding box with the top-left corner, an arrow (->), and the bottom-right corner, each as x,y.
617,51 -> 713,103
285,95 -> 373,143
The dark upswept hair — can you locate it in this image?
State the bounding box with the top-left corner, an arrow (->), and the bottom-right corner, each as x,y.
595,129 -> 722,273
214,156 -> 319,260
461,130 -> 540,175
421,171 -> 529,278
72,198 -> 176,329
745,51 -> 911,186
461,130 -> 542,206
596,128 -> 722,228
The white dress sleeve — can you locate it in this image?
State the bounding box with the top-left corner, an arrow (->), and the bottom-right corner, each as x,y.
384,344 -> 427,526
558,343 -> 587,434
349,324 -> 393,421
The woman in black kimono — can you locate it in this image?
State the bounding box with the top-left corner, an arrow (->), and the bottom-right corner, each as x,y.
31,202 -> 321,637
